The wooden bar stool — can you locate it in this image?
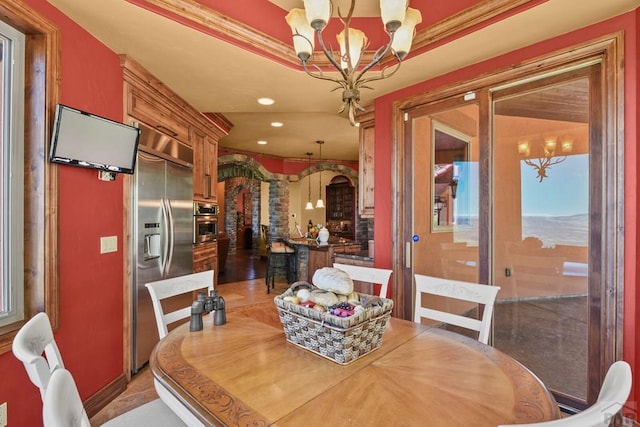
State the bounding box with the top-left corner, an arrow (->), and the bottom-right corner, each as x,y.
265,239 -> 297,293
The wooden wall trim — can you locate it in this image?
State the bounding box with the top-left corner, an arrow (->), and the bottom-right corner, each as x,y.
137,0 -> 531,70
0,0 -> 60,355
83,373 -> 128,418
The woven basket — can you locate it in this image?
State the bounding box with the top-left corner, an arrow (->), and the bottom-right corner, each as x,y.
274,282 -> 393,365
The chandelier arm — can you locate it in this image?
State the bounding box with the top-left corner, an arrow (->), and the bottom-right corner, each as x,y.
358,60 -> 402,86
315,29 -> 349,81
354,31 -> 397,83
302,60 -> 349,89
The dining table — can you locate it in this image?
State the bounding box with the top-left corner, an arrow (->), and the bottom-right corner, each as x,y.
149,301 -> 561,426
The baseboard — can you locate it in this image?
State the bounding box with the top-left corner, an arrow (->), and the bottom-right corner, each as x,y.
84,373 -> 128,418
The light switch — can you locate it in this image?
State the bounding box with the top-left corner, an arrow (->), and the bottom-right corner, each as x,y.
100,236 -> 118,254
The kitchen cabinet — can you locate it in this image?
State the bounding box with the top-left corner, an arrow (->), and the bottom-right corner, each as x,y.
193,131 -> 218,201
120,56 -> 231,203
326,181 -> 355,240
193,242 -> 218,284
358,110 -> 375,218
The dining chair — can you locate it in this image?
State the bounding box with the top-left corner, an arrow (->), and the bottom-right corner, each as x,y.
12,312 -> 64,401
498,360 -> 632,427
145,270 -> 214,339
332,263 -> 393,298
413,274 -> 500,345
43,368 -> 186,427
145,270 -> 214,427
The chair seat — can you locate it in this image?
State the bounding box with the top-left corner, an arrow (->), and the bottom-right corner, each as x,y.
101,399 -> 186,427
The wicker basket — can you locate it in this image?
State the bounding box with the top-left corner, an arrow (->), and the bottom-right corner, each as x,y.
274,282 -> 393,365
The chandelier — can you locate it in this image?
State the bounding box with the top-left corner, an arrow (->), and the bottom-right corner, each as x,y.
517,136 -> 574,182
286,0 -> 422,126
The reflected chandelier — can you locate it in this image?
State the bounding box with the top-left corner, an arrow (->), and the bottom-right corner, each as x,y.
286,0 -> 422,126
517,136 -> 574,182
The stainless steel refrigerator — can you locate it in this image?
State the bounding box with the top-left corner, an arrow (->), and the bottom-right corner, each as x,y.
131,146 -> 193,373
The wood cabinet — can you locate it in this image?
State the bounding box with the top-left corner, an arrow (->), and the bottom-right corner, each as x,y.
192,131 -> 218,201
193,242 -> 218,284
120,56 -> 231,204
326,181 -> 355,240
358,111 -> 375,218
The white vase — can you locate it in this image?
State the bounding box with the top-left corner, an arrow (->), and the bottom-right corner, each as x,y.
318,227 -> 330,243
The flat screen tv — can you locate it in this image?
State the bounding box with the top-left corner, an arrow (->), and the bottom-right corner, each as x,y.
49,104 -> 141,174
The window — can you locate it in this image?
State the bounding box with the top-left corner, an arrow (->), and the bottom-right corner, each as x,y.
0,0 -> 60,354
0,19 -> 25,327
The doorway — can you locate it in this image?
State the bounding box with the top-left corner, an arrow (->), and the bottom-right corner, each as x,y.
400,44 -> 622,411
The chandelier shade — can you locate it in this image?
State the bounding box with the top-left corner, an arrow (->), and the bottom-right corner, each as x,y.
286,0 -> 422,126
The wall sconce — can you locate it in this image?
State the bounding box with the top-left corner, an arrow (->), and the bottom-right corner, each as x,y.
517,135 -> 573,182
449,178 -> 458,199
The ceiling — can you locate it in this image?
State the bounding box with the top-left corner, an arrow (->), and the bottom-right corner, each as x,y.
47,0 -> 639,161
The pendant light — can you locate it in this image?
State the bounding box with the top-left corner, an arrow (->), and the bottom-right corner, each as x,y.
315,141 -> 325,208
305,152 -> 314,210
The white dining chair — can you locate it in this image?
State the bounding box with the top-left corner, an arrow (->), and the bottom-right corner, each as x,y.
498,360 -> 632,427
332,263 -> 393,298
145,270 -> 214,339
43,368 -> 186,427
413,274 -> 500,345
145,270 -> 214,427
12,312 -> 65,401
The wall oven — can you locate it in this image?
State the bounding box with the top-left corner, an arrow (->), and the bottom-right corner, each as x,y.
194,201 -> 219,244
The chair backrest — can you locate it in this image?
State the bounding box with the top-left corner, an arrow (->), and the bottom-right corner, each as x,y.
413,274 -> 500,345
497,360 -> 632,427
333,263 -> 393,298
12,312 -> 65,401
43,368 -> 91,427
145,270 -> 214,339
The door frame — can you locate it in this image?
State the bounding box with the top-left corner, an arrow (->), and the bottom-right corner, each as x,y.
390,33 -> 624,406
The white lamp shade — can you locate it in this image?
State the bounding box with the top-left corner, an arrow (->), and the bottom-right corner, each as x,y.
303,0 -> 331,30
316,198 -> 325,208
337,28 -> 368,70
391,7 -> 422,59
305,201 -> 314,210
286,8 -> 315,58
380,0 -> 408,30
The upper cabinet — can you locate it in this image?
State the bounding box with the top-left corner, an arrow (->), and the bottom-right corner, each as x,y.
120,56 -> 231,202
358,109 -> 375,218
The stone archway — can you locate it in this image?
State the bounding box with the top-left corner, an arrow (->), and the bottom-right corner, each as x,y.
218,153 -> 360,247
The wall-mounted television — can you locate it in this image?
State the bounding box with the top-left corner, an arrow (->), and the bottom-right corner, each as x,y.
49,104 -> 141,174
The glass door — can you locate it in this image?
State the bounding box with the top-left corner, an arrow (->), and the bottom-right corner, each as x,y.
491,68 -> 595,407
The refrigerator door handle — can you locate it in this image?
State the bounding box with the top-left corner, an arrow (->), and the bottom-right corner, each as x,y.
166,199 -> 175,276
160,198 -> 170,277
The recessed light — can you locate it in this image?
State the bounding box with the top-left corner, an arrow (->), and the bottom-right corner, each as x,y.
257,140 -> 268,145
271,122 -> 283,127
258,97 -> 275,106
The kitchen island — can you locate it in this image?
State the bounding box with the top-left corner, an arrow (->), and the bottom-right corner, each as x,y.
287,237 -> 363,282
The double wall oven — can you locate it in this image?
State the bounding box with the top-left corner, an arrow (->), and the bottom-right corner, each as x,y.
194,201 -> 218,244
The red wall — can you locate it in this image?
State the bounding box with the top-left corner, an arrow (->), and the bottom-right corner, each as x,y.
0,1 -> 126,425
373,11 -> 639,415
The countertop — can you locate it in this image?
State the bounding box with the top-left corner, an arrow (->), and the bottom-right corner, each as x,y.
287,236 -> 358,249
335,250 -> 373,262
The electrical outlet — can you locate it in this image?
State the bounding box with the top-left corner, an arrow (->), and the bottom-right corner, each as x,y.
100,236 -> 118,254
0,401 -> 7,427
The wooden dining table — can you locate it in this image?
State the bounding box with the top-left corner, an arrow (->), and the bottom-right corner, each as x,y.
150,301 -> 561,427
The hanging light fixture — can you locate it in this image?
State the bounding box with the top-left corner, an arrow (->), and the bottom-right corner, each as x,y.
517,135 -> 574,182
285,0 -> 422,126
305,152 -> 314,210
316,140 -> 325,208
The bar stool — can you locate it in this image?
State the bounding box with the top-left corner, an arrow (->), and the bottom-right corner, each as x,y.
265,238 -> 297,293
